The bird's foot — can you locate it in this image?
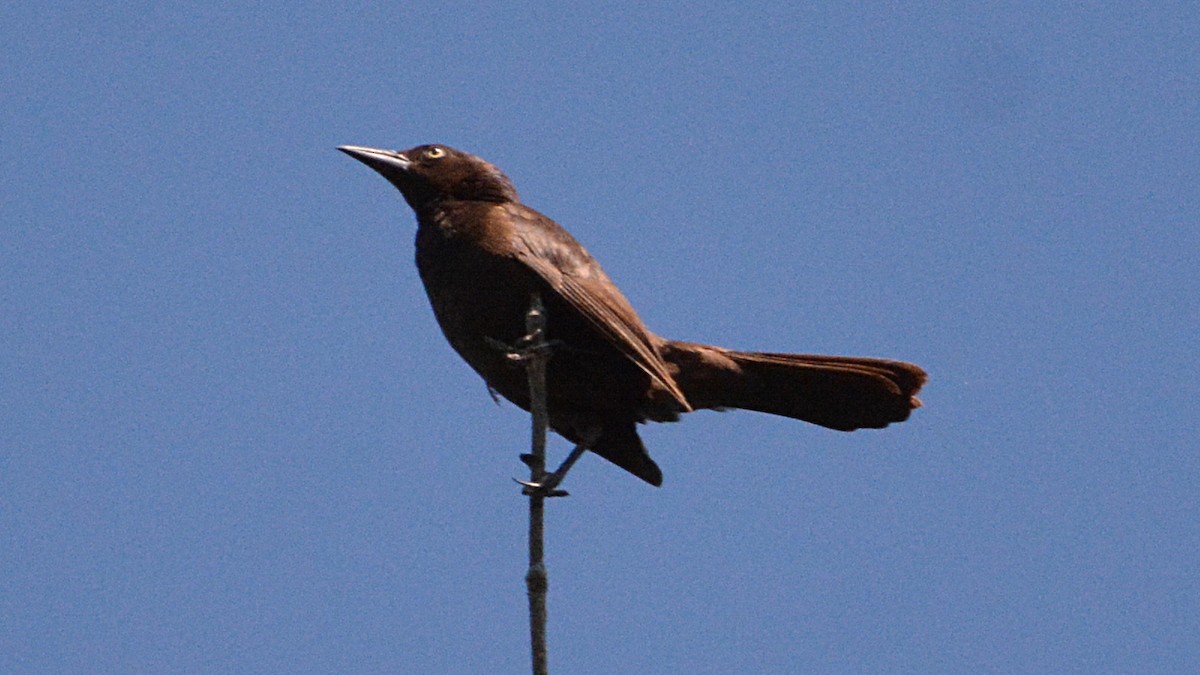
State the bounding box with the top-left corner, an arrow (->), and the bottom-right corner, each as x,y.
515,429 -> 599,498
486,334 -> 562,364
514,475 -> 570,498
516,452 -> 572,497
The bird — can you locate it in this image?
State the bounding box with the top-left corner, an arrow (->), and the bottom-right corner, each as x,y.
338,143 -> 926,487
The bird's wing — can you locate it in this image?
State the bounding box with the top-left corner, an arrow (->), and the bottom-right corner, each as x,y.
502,204 -> 691,410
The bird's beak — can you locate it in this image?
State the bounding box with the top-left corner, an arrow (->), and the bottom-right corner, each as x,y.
337,145 -> 412,176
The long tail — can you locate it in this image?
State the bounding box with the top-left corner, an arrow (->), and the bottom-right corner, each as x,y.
661,340 -> 927,431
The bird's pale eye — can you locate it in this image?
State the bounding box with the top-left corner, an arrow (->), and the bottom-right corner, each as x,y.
424,147 -> 447,159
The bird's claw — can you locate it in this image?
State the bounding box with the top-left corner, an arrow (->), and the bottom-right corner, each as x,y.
486,334 -> 561,363
514,476 -> 570,498
515,430 -> 596,498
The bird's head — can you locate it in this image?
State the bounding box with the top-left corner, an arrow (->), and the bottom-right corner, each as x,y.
338,143 -> 518,211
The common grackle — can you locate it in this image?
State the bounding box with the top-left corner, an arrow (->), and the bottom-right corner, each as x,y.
338,144 -> 926,486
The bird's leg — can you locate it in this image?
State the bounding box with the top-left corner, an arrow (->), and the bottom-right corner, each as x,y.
508,292 -> 566,496
516,426 -> 600,498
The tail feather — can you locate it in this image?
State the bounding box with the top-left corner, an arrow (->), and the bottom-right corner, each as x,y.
587,422 -> 663,486
662,340 -> 926,431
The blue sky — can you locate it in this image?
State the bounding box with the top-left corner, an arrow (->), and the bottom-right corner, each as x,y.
3,3 -> 1197,673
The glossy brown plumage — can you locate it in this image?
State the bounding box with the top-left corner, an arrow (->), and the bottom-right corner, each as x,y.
338,143 -> 927,486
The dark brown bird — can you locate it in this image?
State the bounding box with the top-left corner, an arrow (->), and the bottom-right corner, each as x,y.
338,143 -> 926,487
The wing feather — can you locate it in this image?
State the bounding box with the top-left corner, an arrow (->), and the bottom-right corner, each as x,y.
502,204 -> 690,410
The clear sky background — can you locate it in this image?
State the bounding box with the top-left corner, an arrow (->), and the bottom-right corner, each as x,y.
3,3 -> 1197,673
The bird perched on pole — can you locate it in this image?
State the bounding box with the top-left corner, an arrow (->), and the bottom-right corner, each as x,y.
338,143 -> 926,487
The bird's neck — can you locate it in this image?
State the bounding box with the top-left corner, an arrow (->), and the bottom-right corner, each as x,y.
414,199 -> 505,241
